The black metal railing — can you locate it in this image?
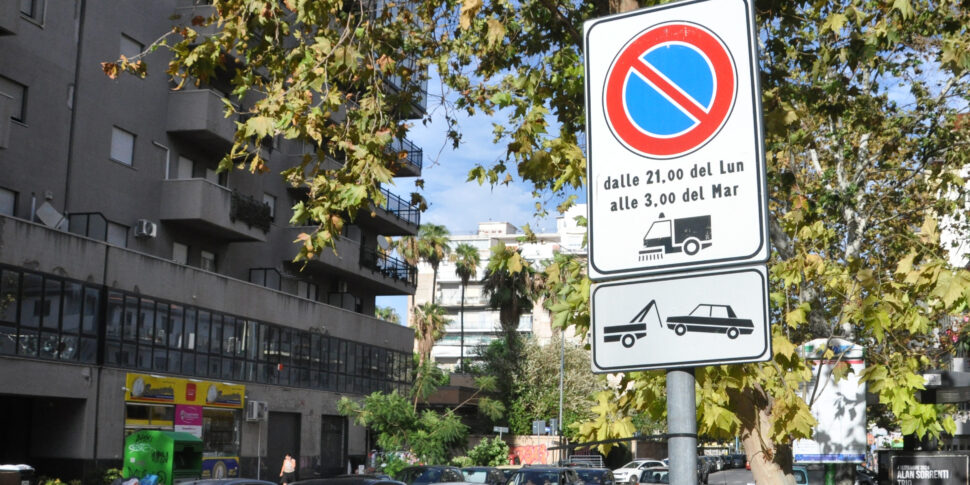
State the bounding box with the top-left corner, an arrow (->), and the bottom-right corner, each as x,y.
384,55 -> 428,114
386,136 -> 423,171
359,247 -> 416,286
378,187 -> 420,226
229,191 -> 272,232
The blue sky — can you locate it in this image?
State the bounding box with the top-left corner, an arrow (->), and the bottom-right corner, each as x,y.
375,68 -> 582,322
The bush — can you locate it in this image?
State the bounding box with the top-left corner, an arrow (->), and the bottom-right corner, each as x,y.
467,436 -> 510,466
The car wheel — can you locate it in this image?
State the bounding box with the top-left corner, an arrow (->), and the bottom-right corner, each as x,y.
727,327 -> 739,339
684,238 -> 701,256
675,324 -> 687,336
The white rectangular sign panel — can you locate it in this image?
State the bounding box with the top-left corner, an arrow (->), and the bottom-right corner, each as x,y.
793,339 -> 867,463
591,264 -> 770,372
584,0 -> 769,280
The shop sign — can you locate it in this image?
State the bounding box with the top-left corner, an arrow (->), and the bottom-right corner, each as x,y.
126,373 -> 245,408
174,404 -> 203,438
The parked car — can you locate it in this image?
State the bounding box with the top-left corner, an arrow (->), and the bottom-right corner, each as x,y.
395,466 -> 465,485
181,480 -> 277,485
636,468 -> 668,484
729,454 -> 745,469
695,458 -> 709,485
292,477 -> 405,485
506,467 -> 582,485
791,464 -> 876,485
611,460 -> 665,485
572,467 -> 615,485
460,467 -> 506,485
494,466 -> 522,484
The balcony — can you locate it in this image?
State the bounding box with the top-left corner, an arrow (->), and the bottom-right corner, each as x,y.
159,179 -> 267,242
354,187 -> 420,236
387,136 -> 422,177
0,1 -> 16,36
436,293 -> 489,308
359,247 -> 417,287
166,89 -> 237,154
174,4 -> 218,40
279,227 -> 416,295
384,56 -> 428,119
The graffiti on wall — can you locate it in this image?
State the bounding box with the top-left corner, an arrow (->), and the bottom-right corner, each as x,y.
509,445 -> 548,465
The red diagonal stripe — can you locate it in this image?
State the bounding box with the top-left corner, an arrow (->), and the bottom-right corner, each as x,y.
630,58 -> 710,124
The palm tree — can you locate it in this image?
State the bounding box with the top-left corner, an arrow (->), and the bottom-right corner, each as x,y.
452,243 -> 480,372
395,235 -> 421,266
412,302 -> 447,408
374,305 -> 400,324
481,242 -> 539,349
417,224 -> 451,304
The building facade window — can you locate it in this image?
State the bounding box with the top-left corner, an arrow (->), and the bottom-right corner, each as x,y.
177,156 -> 195,179
0,187 -> 16,216
200,250 -> 216,272
249,268 -> 281,290
110,126 -> 136,166
107,222 -> 128,248
173,242 -> 188,265
297,280 -> 317,300
0,76 -> 27,123
1,263 -> 411,395
120,34 -> 143,60
19,0 -> 44,22
263,193 -> 276,219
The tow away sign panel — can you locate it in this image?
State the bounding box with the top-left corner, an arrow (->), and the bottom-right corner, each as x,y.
584,0 -> 769,280
591,264 -> 770,372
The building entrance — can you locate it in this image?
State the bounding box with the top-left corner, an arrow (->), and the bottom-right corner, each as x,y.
0,394 -> 86,479
267,412 -> 301,481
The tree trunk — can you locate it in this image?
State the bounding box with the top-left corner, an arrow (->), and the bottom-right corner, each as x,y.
731,386 -> 797,485
460,282 -> 465,373
610,0 -> 639,13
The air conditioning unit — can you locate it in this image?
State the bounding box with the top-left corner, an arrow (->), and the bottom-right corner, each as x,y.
134,219 -> 157,238
245,400 -> 268,421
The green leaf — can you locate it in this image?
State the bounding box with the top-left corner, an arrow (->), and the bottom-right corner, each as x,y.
892,0 -> 914,19
245,116 -> 275,139
486,18 -> 506,47
822,13 -> 848,33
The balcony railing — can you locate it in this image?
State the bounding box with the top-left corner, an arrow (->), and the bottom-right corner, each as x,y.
359,248 -> 416,287
379,187 -> 420,226
387,136 -> 422,172
384,55 -> 428,116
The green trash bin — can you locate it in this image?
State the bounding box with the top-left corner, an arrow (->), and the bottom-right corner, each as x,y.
123,430 -> 203,485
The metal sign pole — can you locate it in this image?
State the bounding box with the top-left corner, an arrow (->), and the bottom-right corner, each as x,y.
667,368 -> 697,485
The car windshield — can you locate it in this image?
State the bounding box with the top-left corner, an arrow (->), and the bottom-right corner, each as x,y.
574,470 -> 605,484
619,462 -> 642,469
639,471 -> 668,484
516,471 -> 560,485
462,470 -> 490,483
398,468 -> 442,485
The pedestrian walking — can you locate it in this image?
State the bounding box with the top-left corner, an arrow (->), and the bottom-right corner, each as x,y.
280,453 -> 296,485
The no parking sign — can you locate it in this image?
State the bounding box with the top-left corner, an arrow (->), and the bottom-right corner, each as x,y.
584,0 -> 769,280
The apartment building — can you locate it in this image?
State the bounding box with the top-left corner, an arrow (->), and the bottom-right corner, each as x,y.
0,1 -> 422,481
409,205 -> 586,369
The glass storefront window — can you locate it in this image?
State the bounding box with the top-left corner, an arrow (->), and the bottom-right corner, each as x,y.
203,409 -> 240,456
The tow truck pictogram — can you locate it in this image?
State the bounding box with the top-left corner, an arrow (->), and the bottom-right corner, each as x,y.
603,300 -> 753,347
